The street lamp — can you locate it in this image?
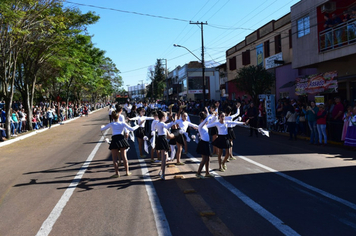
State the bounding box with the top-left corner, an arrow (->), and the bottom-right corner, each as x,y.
174,44 -> 206,102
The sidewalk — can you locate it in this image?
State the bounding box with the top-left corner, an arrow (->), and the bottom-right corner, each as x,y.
0,108 -> 104,148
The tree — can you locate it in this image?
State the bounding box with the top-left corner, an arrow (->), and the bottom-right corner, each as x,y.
234,65 -> 275,104
13,1 -> 99,130
0,0 -> 56,137
147,59 -> 166,100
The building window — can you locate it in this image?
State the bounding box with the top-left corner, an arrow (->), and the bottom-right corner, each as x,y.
297,15 -> 310,38
242,50 -> 250,66
264,40 -> 270,58
289,29 -> 292,48
229,56 -> 236,71
275,34 -> 281,54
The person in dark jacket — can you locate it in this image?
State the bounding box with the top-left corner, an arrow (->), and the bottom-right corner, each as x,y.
247,102 -> 258,137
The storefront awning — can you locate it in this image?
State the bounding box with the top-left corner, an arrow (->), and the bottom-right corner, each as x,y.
279,81 -> 296,89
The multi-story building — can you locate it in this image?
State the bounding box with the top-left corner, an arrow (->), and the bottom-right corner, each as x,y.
291,0 -> 356,105
127,84 -> 147,100
217,63 -> 229,101
226,13 -> 317,101
167,61 -> 220,101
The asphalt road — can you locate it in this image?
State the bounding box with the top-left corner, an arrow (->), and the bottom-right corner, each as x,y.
1,108 -> 356,236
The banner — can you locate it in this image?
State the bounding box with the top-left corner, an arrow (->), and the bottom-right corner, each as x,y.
315,96 -> 324,105
256,44 -> 264,67
295,71 -> 338,95
265,94 -> 276,123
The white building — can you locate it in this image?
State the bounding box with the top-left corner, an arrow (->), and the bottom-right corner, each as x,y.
128,83 -> 147,100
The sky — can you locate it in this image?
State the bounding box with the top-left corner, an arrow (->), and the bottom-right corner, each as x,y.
63,0 -> 301,89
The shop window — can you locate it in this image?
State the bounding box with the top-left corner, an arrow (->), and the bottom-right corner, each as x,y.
264,40 -> 270,57
297,15 -> 310,38
275,34 -> 282,54
229,56 -> 236,71
242,50 -> 250,66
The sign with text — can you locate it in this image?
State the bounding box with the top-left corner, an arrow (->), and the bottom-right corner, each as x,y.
315,96 -> 324,105
265,53 -> 282,69
188,89 -> 209,94
295,71 -> 338,95
264,94 -> 276,124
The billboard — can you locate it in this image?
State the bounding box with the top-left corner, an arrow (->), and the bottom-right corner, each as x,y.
295,71 -> 338,95
256,44 -> 264,67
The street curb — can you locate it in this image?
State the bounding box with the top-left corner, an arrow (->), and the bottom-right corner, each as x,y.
0,107 -> 105,148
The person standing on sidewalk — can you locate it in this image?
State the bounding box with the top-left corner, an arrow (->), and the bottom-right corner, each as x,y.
316,104 -> 328,146
247,102 -> 258,137
303,101 -> 319,144
331,97 -> 344,142
344,106 -> 356,148
286,105 -> 298,140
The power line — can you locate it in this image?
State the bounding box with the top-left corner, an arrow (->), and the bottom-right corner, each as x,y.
65,1 -> 189,23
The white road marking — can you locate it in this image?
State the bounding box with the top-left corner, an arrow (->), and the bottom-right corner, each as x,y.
233,152 -> 356,211
36,130 -> 108,236
187,154 -> 300,236
133,141 -> 172,236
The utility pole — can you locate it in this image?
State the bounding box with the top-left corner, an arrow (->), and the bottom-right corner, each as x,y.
190,21 -> 208,103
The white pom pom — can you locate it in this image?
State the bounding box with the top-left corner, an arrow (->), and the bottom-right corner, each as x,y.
151,131 -> 155,136
237,117 -> 242,121
179,130 -> 184,134
101,125 -> 105,128
143,136 -> 149,141
191,135 -> 196,140
105,138 -> 111,144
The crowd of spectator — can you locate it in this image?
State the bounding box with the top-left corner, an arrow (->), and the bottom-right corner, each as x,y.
323,8 -> 356,49
0,100 -> 106,141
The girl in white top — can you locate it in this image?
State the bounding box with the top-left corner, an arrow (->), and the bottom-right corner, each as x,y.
154,110 -> 176,180
175,109 -> 199,165
129,107 -> 154,157
196,111 -> 214,179
207,112 -> 245,172
150,112 -> 160,163
206,105 -> 219,155
101,110 -> 139,178
225,103 -> 241,161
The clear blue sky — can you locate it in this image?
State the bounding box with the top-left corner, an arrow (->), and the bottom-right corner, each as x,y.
63,0 -> 300,89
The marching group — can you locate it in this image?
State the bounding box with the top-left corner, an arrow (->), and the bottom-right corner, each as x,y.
101,101 -> 258,180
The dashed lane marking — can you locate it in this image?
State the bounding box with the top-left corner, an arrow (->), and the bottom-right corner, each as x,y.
187,153 -> 300,236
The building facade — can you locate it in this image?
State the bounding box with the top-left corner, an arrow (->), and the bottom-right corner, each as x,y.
167,61 -> 220,101
291,0 -> 356,106
225,13 -> 308,101
128,84 -> 147,100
